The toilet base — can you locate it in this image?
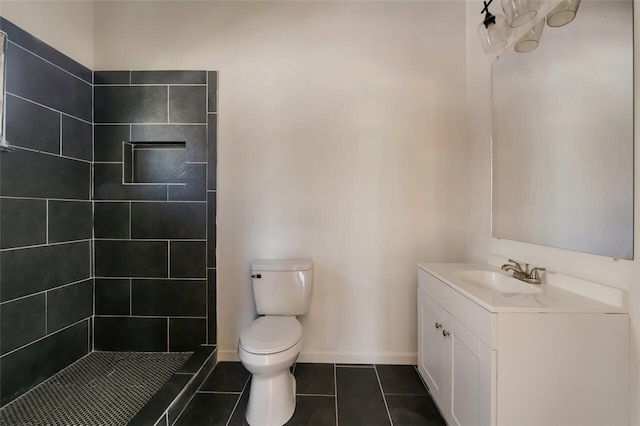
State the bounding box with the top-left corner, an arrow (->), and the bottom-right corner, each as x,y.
246,370 -> 296,426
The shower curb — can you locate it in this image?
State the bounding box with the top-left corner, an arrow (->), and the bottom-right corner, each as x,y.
128,345 -> 218,426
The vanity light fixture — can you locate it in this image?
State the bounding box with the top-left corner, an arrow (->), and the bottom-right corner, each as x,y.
514,17 -> 545,52
478,0 -> 509,53
479,0 -> 581,54
546,0 -> 580,27
502,0 -> 537,28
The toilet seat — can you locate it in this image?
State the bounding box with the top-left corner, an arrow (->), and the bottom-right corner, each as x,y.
240,316 -> 302,355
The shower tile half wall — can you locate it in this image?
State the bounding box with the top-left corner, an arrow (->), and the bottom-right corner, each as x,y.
0,18 -> 93,407
93,70 -> 217,352
0,18 -> 219,407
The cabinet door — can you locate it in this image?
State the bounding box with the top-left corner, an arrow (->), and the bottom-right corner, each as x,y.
445,314 -> 495,426
417,289 -> 446,405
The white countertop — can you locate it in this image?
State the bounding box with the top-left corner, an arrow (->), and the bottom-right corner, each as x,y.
419,262 -> 628,314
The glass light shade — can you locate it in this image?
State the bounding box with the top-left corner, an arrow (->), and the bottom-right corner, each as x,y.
547,0 -> 580,27
502,0 -> 537,28
515,18 -> 545,53
478,14 -> 509,54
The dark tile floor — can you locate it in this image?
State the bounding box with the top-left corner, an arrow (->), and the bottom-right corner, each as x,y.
173,362 -> 445,426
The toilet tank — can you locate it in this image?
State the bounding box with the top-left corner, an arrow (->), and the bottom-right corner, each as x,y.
251,259 -> 313,316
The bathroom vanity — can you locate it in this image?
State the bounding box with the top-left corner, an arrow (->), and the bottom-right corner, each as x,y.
417,263 -> 629,426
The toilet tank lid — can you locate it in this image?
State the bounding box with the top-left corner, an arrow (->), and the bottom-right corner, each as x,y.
251,259 -> 312,271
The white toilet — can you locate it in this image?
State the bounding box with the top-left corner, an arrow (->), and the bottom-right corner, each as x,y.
238,259 -> 313,426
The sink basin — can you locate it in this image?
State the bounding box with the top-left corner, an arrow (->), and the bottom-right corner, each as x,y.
453,270 -> 542,294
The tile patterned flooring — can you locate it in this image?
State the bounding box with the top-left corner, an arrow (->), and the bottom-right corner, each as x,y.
174,362 -> 445,426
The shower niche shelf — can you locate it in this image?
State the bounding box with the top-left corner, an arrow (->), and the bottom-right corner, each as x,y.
123,141 -> 187,185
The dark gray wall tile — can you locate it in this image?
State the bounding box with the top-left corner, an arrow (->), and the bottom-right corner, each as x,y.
47,279 -> 93,333
6,43 -> 92,122
207,114 -> 217,190
0,18 -> 92,83
94,240 -> 168,278
62,115 -> 92,161
93,317 -> 167,351
207,71 -> 217,113
94,71 -> 130,85
1,149 -> 90,200
94,86 -> 168,123
123,142 -> 134,183
169,86 -> 206,124
131,279 -> 205,316
0,241 -> 91,302
131,125 -> 206,162
0,198 -> 46,249
169,318 -> 206,351
94,163 -> 167,201
48,200 -> 92,243
130,202 -> 206,239
0,321 -> 88,406
207,270 -> 216,344
134,146 -> 187,183
207,192 -> 216,267
5,94 -> 60,154
95,278 -> 130,315
131,71 -> 206,85
169,163 -> 206,202
94,125 -> 129,162
94,202 -> 129,239
0,294 -> 46,355
170,241 -> 206,278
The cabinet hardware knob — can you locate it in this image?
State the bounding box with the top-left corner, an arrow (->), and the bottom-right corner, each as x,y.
442,330 -> 450,337
435,322 -> 443,329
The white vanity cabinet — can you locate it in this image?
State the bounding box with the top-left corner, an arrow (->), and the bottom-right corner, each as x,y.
418,264 -> 629,426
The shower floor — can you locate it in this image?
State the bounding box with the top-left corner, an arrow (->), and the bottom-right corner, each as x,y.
0,351 -> 192,426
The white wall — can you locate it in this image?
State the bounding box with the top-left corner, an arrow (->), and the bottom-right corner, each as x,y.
465,0 -> 640,422
0,0 -> 94,68
94,1 -> 469,363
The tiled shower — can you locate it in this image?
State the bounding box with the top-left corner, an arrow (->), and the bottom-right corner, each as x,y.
0,17 -> 217,417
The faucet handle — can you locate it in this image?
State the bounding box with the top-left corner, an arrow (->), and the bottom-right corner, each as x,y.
506,259 -> 524,271
529,267 -> 546,280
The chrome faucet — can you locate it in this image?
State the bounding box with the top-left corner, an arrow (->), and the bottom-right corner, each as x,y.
501,259 -> 546,284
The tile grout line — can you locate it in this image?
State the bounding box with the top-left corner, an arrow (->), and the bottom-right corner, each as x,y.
0,277 -> 92,306
3,142 -> 93,164
59,114 -> 63,156
0,317 -> 89,359
334,363 -> 339,426
8,41 -> 91,85
0,238 -> 92,252
373,365 -> 394,426
225,376 -> 251,426
45,199 -> 49,244
205,71 -> 209,345
6,93 -> 92,125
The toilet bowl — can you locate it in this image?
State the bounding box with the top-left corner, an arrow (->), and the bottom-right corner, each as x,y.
238,316 -> 303,426
238,259 -> 313,426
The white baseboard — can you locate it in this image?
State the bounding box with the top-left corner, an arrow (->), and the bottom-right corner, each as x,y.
217,348 -> 417,365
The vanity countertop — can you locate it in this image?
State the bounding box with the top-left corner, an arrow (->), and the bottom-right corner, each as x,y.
419,262 -> 628,314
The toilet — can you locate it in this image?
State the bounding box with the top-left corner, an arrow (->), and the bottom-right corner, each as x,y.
238,259 -> 313,426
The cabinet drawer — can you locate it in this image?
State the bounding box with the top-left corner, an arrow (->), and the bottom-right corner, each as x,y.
419,268 -> 496,348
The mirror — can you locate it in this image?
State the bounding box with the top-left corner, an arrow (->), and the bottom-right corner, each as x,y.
492,0 -> 633,259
